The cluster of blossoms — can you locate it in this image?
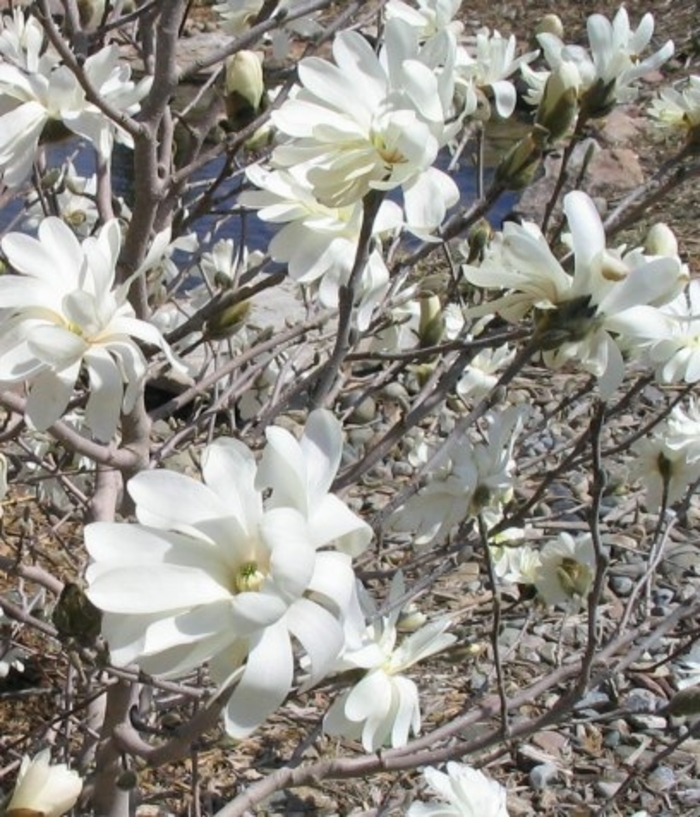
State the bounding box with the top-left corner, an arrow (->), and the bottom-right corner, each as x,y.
463,190 -> 686,398
523,7 -> 673,135
0,8 -> 150,187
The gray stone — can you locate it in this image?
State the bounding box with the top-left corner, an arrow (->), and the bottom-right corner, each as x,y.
628,714 -> 668,731
529,763 -> 558,790
647,765 -> 675,792
609,575 -> 634,597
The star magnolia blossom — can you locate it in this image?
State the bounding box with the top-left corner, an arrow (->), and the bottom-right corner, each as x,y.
463,190 -> 683,397
631,430 -> 700,510
620,279 -> 700,384
0,31 -> 151,186
522,8 -> 673,119
0,7 -> 57,73
408,762 -> 510,817
240,164 -> 402,329
534,532 -> 596,609
393,407 -> 523,545
385,0 -> 464,41
6,749 -> 83,817
0,217 -> 176,440
86,410 -> 371,738
324,573 -> 455,751
455,28 -> 537,119
649,75 -> 700,142
270,18 -> 460,234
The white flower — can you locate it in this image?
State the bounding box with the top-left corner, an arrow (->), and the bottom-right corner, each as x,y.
256,409 -> 373,556
86,410 -> 366,738
456,339 -> 515,402
6,749 -> 82,817
631,434 -> 700,510
0,7 -> 58,73
649,75 -> 700,140
0,217 -> 176,440
407,761 -> 509,817
523,8 -> 673,119
666,399 -> 700,462
455,29 -> 537,119
0,44 -> 151,186
240,164 -> 402,329
624,280 -> 700,384
324,572 -> 455,751
463,190 -> 683,397
393,407 -> 523,545
492,542 -> 541,586
270,19 -> 460,234
385,0 -> 464,41
534,532 -> 596,608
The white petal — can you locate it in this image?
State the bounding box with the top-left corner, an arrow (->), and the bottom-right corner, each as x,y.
25,363 -> 80,430
287,597 -> 343,686
220,620 -> 293,738
128,470 -> 227,530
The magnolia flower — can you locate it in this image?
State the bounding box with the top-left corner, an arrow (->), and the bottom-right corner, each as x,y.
649,75 -> 700,143
270,19 -> 460,234
214,0 -> 322,48
463,190 -> 683,397
621,280 -> 700,384
0,217 -> 176,440
492,542 -> 541,586
22,161 -> 100,237
523,8 -> 673,120
6,749 -> 82,817
666,399 -> 700,462
407,762 -> 509,817
0,7 -> 58,73
86,410 -> 369,738
240,164 -> 402,329
393,407 -> 524,545
455,29 -> 537,119
385,0 -> 464,41
0,43 -> 151,186
534,532 -> 596,608
631,434 -> 700,510
324,573 -> 455,751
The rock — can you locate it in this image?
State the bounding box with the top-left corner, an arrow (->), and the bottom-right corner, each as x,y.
647,765 -> 676,792
532,730 -> 568,756
529,762 -> 559,790
626,688 -> 660,713
609,575 -> 634,596
595,781 -> 621,798
628,714 -> 667,731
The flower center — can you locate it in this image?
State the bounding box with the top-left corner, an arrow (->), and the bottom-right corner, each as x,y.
234,561 -> 266,593
556,556 -> 590,598
371,133 -> 406,166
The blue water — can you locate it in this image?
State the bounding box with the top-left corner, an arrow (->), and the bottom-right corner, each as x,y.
2,140 -> 518,252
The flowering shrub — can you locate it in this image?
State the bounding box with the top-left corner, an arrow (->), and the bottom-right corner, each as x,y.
0,2 -> 698,815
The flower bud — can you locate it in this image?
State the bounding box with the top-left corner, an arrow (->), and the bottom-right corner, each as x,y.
6,750 -> 82,817
465,218 -> 492,264
644,222 -> 678,258
418,293 -> 444,348
494,125 -> 549,190
536,14 -> 564,39
536,62 -> 580,141
77,0 -> 105,31
225,51 -> 264,129
203,299 -> 251,341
